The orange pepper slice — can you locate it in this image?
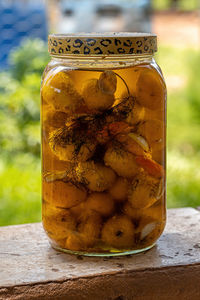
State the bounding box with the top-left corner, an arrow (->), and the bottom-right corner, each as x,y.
135,156 -> 164,178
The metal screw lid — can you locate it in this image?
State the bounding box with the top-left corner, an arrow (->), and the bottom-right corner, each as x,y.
48,32 -> 157,56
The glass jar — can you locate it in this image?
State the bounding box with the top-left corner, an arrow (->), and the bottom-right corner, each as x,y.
41,33 -> 166,256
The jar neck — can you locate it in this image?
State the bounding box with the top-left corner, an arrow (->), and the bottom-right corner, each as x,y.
49,54 -> 154,70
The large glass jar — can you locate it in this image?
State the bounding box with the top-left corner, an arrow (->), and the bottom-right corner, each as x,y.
41,33 -> 166,256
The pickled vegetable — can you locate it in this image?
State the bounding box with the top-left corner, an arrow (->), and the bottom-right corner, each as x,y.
101,215 -> 135,249
49,125 -> 96,162
42,203 -> 76,241
76,161 -> 116,192
104,141 -> 140,178
43,180 -> 87,208
42,69 -> 83,113
78,213 -> 102,247
109,177 -> 129,203
86,192 -> 114,217
136,67 -> 166,111
82,71 -> 116,111
137,119 -> 164,147
128,173 -> 161,209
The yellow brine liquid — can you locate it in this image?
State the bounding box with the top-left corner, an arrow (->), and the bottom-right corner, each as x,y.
41,62 -> 166,256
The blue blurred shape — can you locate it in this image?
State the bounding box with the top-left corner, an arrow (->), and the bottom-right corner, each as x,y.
0,0 -> 48,69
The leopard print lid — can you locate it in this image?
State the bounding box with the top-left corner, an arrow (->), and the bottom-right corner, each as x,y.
48,33 -> 157,57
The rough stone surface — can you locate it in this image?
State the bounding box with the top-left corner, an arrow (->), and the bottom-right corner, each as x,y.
0,208 -> 200,299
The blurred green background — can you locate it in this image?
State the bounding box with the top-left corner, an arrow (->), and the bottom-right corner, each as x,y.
153,0 -> 199,10
0,0 -> 200,226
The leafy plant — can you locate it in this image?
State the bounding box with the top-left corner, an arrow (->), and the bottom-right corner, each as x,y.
0,39 -> 49,161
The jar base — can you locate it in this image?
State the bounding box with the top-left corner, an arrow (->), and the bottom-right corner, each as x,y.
51,243 -> 156,257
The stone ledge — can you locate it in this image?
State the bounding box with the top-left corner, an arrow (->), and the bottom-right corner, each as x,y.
0,208 -> 200,300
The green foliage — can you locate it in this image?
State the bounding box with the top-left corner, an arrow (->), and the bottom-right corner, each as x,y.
0,39 -> 49,161
157,45 -> 200,209
0,156 -> 41,226
153,0 -> 199,11
186,52 -> 200,121
9,39 -> 49,81
167,151 -> 200,208
0,39 -> 49,225
153,0 -> 170,10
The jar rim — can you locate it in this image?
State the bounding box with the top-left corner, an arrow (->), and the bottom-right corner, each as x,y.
48,32 -> 157,57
